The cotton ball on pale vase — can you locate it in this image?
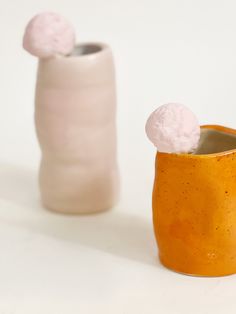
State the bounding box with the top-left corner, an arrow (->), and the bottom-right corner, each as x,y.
23,12 -> 76,58
145,103 -> 200,153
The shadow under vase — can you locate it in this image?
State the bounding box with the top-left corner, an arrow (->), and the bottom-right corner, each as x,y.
0,163 -> 157,266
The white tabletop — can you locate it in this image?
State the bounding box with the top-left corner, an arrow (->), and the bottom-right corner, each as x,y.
0,165 -> 235,314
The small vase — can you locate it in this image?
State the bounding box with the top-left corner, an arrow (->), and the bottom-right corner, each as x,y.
153,125 -> 236,276
35,43 -> 119,214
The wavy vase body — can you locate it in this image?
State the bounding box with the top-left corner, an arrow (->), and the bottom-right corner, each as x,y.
35,43 -> 119,214
153,125 -> 236,276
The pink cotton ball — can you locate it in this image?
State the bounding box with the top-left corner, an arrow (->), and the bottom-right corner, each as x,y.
23,12 -> 75,58
145,103 -> 200,153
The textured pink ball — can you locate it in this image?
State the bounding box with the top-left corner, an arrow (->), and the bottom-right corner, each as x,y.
145,103 -> 200,153
23,12 -> 75,58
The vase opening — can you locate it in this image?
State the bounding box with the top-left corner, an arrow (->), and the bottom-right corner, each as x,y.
195,128 -> 236,155
69,43 -> 104,57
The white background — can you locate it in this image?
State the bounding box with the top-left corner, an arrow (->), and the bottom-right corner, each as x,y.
1,0 -> 236,313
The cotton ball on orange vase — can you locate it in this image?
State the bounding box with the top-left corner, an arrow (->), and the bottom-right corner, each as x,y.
23,12 -> 75,58
145,103 -> 200,153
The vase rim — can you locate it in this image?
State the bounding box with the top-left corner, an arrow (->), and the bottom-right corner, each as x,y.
68,42 -> 110,58
157,125 -> 236,159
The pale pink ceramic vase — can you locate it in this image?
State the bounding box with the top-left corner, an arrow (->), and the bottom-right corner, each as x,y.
35,43 -> 119,214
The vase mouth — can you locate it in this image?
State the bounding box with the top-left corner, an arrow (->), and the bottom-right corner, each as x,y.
68,42 -> 108,58
194,125 -> 236,155
158,125 -> 236,158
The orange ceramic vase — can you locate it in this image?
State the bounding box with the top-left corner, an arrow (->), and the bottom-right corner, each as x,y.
153,125 -> 236,276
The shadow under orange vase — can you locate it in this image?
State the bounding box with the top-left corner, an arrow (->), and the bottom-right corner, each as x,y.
152,125 -> 236,276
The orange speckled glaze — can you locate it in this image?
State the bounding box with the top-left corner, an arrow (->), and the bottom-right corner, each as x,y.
153,125 -> 236,276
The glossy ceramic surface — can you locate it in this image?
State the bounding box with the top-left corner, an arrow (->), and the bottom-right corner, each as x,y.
153,125 -> 236,276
